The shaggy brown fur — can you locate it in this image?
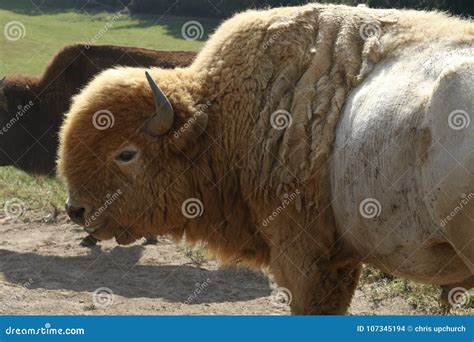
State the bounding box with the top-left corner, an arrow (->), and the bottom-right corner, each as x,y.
0,44 -> 195,174
58,4 -> 474,314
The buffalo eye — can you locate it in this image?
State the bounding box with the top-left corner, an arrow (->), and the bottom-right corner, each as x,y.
115,150 -> 137,163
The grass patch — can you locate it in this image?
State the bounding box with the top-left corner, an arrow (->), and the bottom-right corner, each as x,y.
0,0 -> 216,74
360,266 -> 474,314
180,245 -> 209,266
0,167 -> 65,212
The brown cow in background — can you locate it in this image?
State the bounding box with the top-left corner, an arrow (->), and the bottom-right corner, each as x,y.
0,44 -> 195,247
0,43 -> 195,175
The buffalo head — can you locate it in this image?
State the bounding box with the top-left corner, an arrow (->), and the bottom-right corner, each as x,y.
58,67 -> 209,244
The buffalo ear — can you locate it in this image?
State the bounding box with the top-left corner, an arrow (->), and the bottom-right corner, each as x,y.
170,105 -> 209,153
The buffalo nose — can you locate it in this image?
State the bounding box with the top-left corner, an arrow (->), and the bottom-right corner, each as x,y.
65,201 -> 86,225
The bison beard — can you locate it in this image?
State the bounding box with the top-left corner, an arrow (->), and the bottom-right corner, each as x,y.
58,4 -> 474,314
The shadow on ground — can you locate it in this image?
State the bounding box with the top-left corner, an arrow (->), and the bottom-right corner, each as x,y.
0,246 -> 272,304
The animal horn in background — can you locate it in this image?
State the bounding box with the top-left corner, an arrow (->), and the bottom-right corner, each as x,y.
143,71 -> 174,136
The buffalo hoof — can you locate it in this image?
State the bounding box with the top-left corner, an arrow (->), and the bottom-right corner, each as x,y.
142,236 -> 159,245
80,235 -> 99,247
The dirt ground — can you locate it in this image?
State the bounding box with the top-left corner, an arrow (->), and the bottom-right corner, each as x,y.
0,210 -> 470,315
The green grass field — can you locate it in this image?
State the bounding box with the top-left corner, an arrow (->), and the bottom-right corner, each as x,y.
0,0 -> 216,74
0,0 -> 215,210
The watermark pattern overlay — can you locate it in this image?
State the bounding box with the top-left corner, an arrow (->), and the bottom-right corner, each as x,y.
3,198 -> 26,219
174,101 -> 211,138
447,287 -> 470,308
448,109 -> 470,130
184,278 -> 212,305
0,101 -> 34,135
21,278 -> 35,290
85,11 -> 124,48
92,110 -> 115,130
4,20 -> 26,41
85,190 -> 123,227
262,190 -> 300,227
181,20 -> 204,41
271,287 -> 292,307
181,198 -> 204,219
440,192 -> 474,227
359,198 -> 382,219
270,109 -> 293,130
359,21 -> 382,40
263,28 -> 284,50
92,287 -> 114,307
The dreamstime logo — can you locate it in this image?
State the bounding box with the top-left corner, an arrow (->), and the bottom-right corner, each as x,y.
359,21 -> 382,40
184,278 -> 212,305
263,28 -> 284,50
448,109 -> 470,130
0,101 -> 34,135
4,21 -> 26,41
3,198 -> 26,219
262,190 -> 300,227
181,21 -> 204,41
85,189 -> 122,227
359,198 -> 381,219
271,287 -> 292,307
5,322 -> 85,335
263,9 -> 305,49
92,287 -> 114,307
92,110 -> 115,130
270,110 -> 292,130
85,11 -> 124,48
448,287 -> 470,308
174,101 -> 211,138
181,198 -> 204,219
22,278 -> 34,290
440,192 -> 474,227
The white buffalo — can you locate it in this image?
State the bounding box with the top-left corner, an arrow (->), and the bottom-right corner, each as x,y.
332,46 -> 474,302
58,4 -> 473,314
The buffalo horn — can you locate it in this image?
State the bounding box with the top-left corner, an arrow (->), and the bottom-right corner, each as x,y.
143,71 -> 174,136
